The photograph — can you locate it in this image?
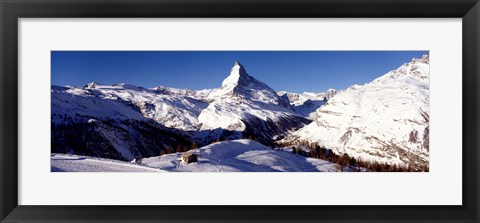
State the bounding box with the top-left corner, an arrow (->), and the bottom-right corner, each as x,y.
50,51 -> 430,172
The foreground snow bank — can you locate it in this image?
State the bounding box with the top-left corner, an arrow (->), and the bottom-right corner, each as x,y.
142,139 -> 340,172
51,140 -> 340,172
51,154 -> 165,172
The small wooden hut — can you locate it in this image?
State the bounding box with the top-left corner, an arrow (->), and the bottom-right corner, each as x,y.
180,152 -> 198,164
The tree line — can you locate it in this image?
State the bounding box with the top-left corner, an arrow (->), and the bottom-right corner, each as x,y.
281,140 -> 428,172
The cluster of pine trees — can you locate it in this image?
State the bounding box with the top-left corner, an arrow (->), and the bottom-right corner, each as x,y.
281,140 -> 428,172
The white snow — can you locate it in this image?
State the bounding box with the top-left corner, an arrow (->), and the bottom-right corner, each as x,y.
51,153 -> 165,172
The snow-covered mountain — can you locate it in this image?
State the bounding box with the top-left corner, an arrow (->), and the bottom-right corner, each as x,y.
197,61 -> 310,142
283,54 -> 430,170
277,89 -> 337,118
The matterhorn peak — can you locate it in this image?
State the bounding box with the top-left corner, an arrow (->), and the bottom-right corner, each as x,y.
221,61 -> 252,88
233,60 -> 243,67
208,61 -> 292,109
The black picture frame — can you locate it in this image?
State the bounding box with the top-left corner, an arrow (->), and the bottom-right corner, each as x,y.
1,0 -> 479,222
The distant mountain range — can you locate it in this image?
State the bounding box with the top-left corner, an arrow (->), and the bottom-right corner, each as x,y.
51,55 -> 429,170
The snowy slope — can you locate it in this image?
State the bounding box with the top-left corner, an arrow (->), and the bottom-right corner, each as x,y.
283,54 -> 430,169
142,139 -> 340,172
51,86 -> 146,123
51,153 -> 165,172
151,85 -> 216,102
278,89 -> 337,106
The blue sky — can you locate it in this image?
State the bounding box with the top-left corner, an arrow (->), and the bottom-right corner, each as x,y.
51,51 -> 428,93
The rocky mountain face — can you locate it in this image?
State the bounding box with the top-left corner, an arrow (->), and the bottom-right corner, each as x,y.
282,54 -> 430,170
